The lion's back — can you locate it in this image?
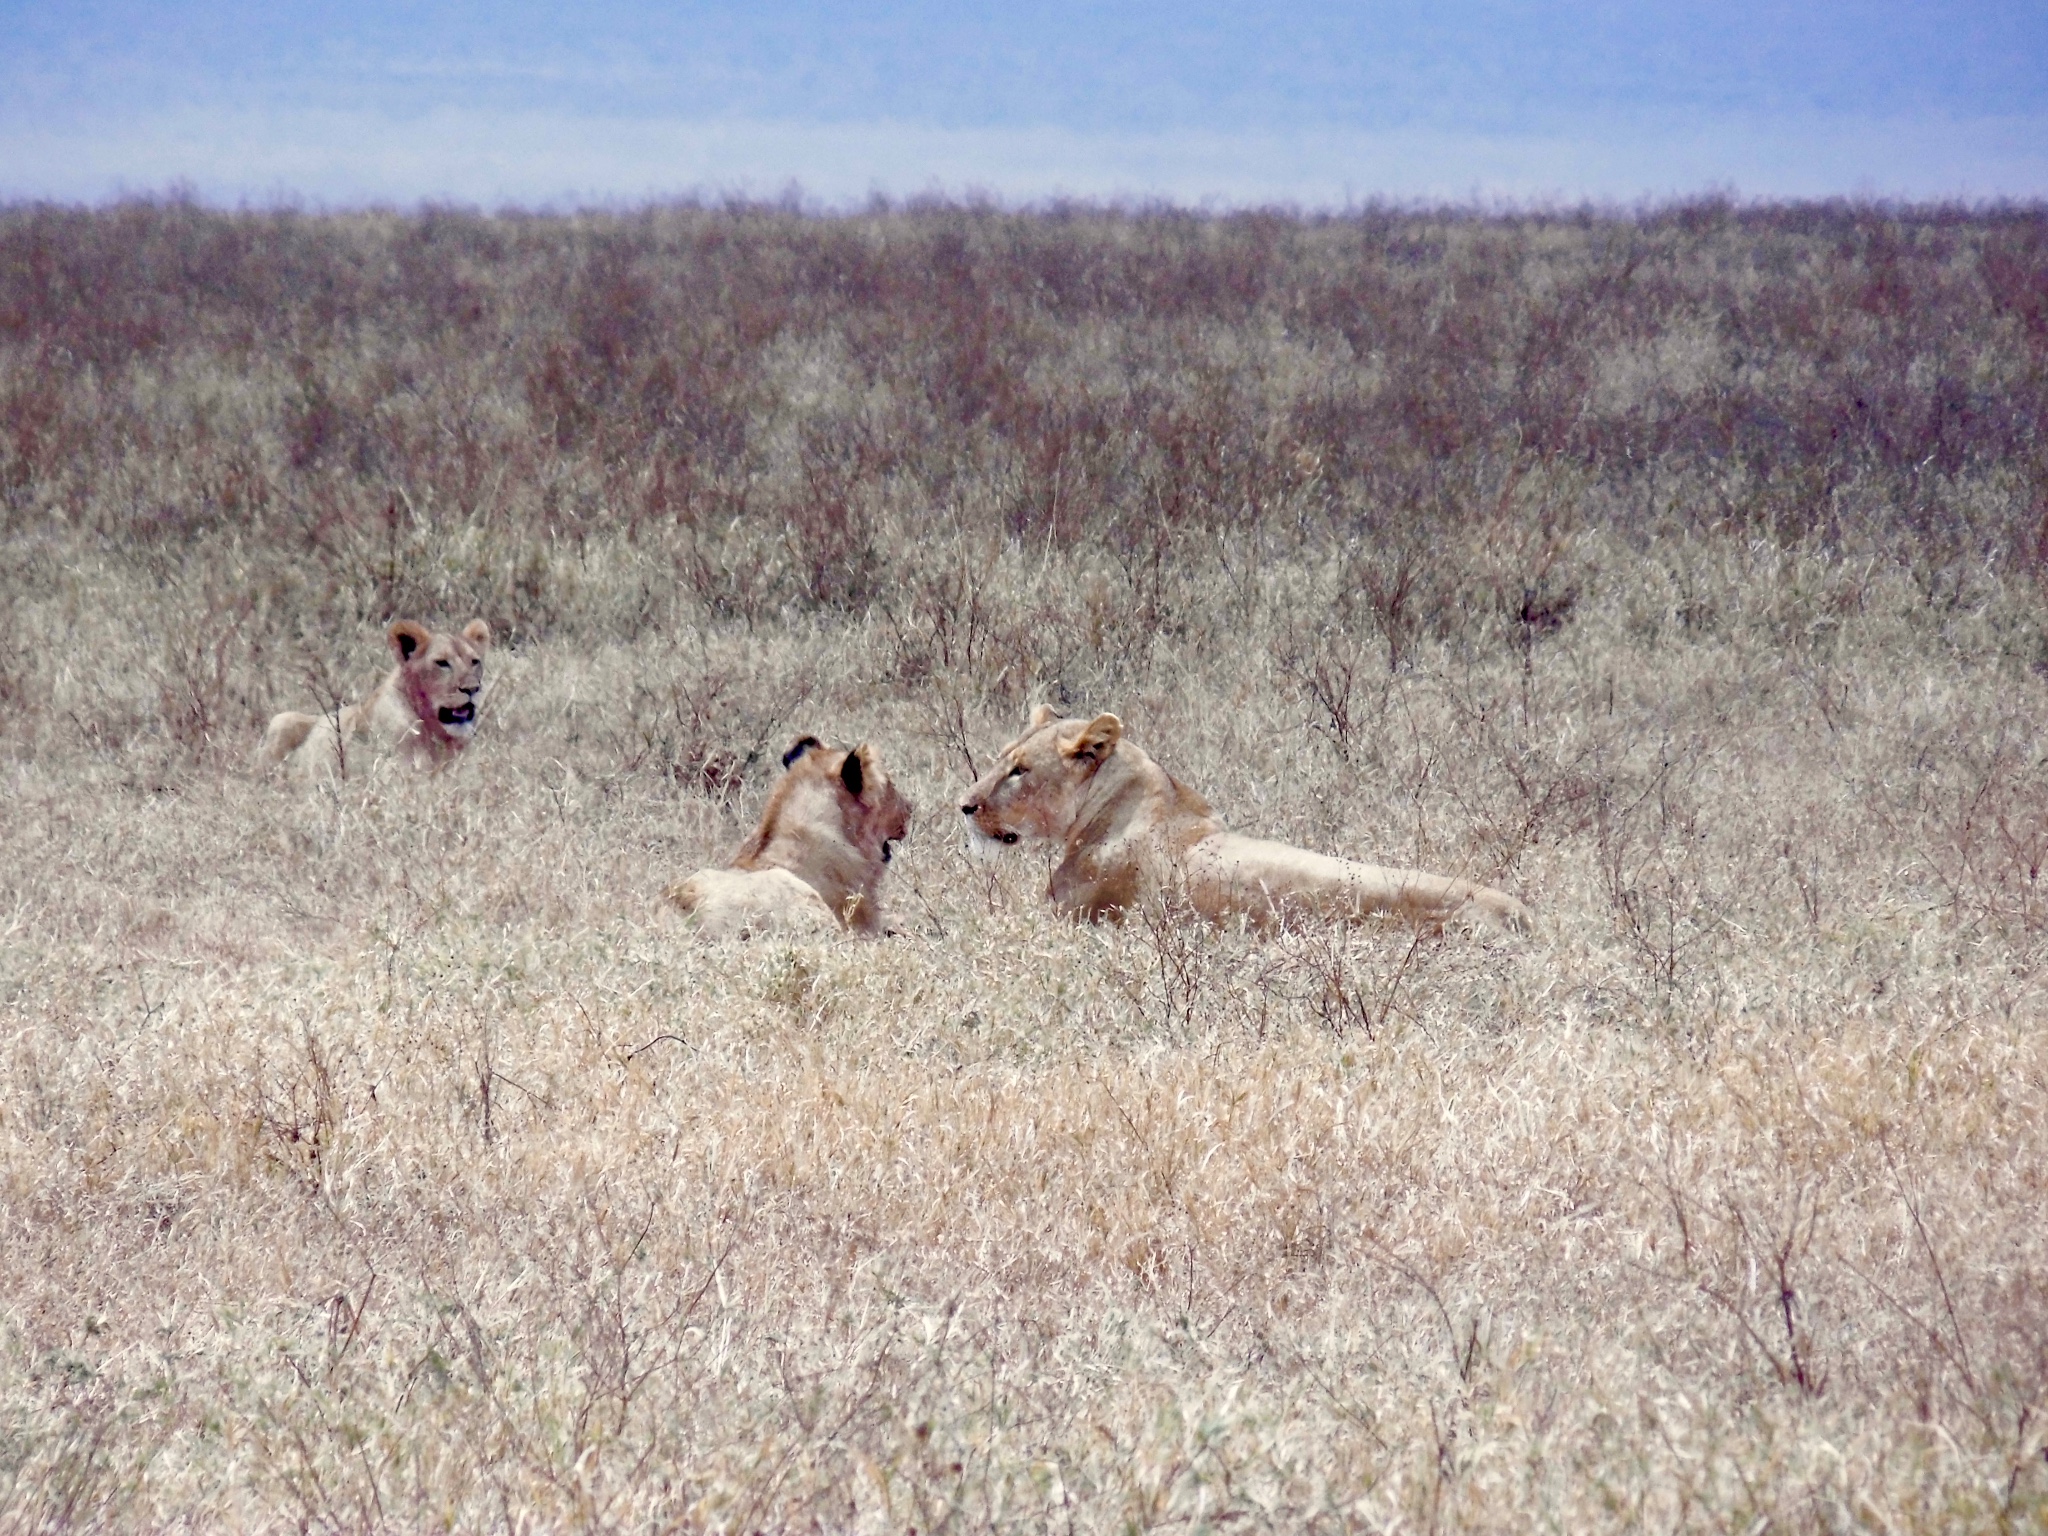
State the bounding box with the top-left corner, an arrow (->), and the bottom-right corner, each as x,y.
256,674 -> 432,779
257,709 -> 353,779
665,866 -> 840,939
1184,832 -> 1531,933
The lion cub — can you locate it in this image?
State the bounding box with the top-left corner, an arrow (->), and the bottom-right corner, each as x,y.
257,619 -> 491,779
666,737 -> 913,938
960,706 -> 1531,934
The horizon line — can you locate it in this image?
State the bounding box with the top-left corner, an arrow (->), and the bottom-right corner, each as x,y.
6,186 -> 2048,220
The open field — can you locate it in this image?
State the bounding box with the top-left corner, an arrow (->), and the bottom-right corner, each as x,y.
3,199 -> 2048,1531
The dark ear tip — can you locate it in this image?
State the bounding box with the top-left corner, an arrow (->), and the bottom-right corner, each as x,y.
839,749 -> 865,797
781,735 -> 823,769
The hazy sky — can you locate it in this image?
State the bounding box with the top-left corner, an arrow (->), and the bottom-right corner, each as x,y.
4,1 -> 2044,206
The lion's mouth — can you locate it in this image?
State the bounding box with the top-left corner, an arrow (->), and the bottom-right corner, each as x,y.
882,839 -> 896,864
963,826 -> 1016,862
438,702 -> 476,727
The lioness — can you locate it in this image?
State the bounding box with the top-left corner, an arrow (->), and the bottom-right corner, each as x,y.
257,619 -> 491,779
960,706 -> 1531,934
666,736 -> 913,938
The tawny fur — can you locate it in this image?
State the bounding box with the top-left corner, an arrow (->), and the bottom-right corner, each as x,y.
960,705 -> 1531,934
666,738 -> 913,939
257,620 -> 491,780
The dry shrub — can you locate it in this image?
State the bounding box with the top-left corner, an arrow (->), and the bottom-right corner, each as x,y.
1922,732 -> 2048,938
609,643 -> 814,803
1594,731 -> 1729,1006
1273,617 -> 1382,763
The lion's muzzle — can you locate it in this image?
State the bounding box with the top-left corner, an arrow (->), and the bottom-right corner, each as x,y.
960,802 -> 1020,846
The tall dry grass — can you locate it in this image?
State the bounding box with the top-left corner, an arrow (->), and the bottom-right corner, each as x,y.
2,197 -> 2047,1531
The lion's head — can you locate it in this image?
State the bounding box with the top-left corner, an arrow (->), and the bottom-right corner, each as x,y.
767,735 -> 913,865
390,619 -> 491,744
959,705 -> 1123,846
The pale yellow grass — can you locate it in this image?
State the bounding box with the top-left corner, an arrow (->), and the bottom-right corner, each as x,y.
4,523 -> 2047,1532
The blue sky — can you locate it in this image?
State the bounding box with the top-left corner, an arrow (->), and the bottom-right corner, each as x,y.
4,1 -> 2045,206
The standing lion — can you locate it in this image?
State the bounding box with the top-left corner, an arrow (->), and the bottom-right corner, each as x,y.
257,619 -> 491,779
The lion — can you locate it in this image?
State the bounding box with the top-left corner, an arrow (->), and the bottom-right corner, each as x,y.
257,619 -> 491,779
666,736 -> 913,938
959,706 -> 1531,934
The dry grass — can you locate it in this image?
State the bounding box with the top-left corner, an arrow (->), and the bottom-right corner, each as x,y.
3,197 -> 2048,1531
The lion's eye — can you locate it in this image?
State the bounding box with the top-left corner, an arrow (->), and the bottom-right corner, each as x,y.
437,659 -> 451,669
1007,764 -> 1026,778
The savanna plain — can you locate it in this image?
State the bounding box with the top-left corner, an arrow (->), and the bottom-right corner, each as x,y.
3,198 -> 2048,1533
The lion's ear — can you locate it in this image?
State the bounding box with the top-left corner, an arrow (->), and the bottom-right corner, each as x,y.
1029,704 -> 1060,729
781,735 -> 823,769
389,621 -> 431,663
839,746 -> 866,798
462,619 -> 492,652
1062,713 -> 1122,762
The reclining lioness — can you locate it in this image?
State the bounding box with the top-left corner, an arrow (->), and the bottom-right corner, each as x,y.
960,706 -> 1531,934
257,619 -> 491,779
666,736 -> 912,938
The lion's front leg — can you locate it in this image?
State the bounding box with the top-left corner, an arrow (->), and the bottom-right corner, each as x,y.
1050,849 -> 1142,923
